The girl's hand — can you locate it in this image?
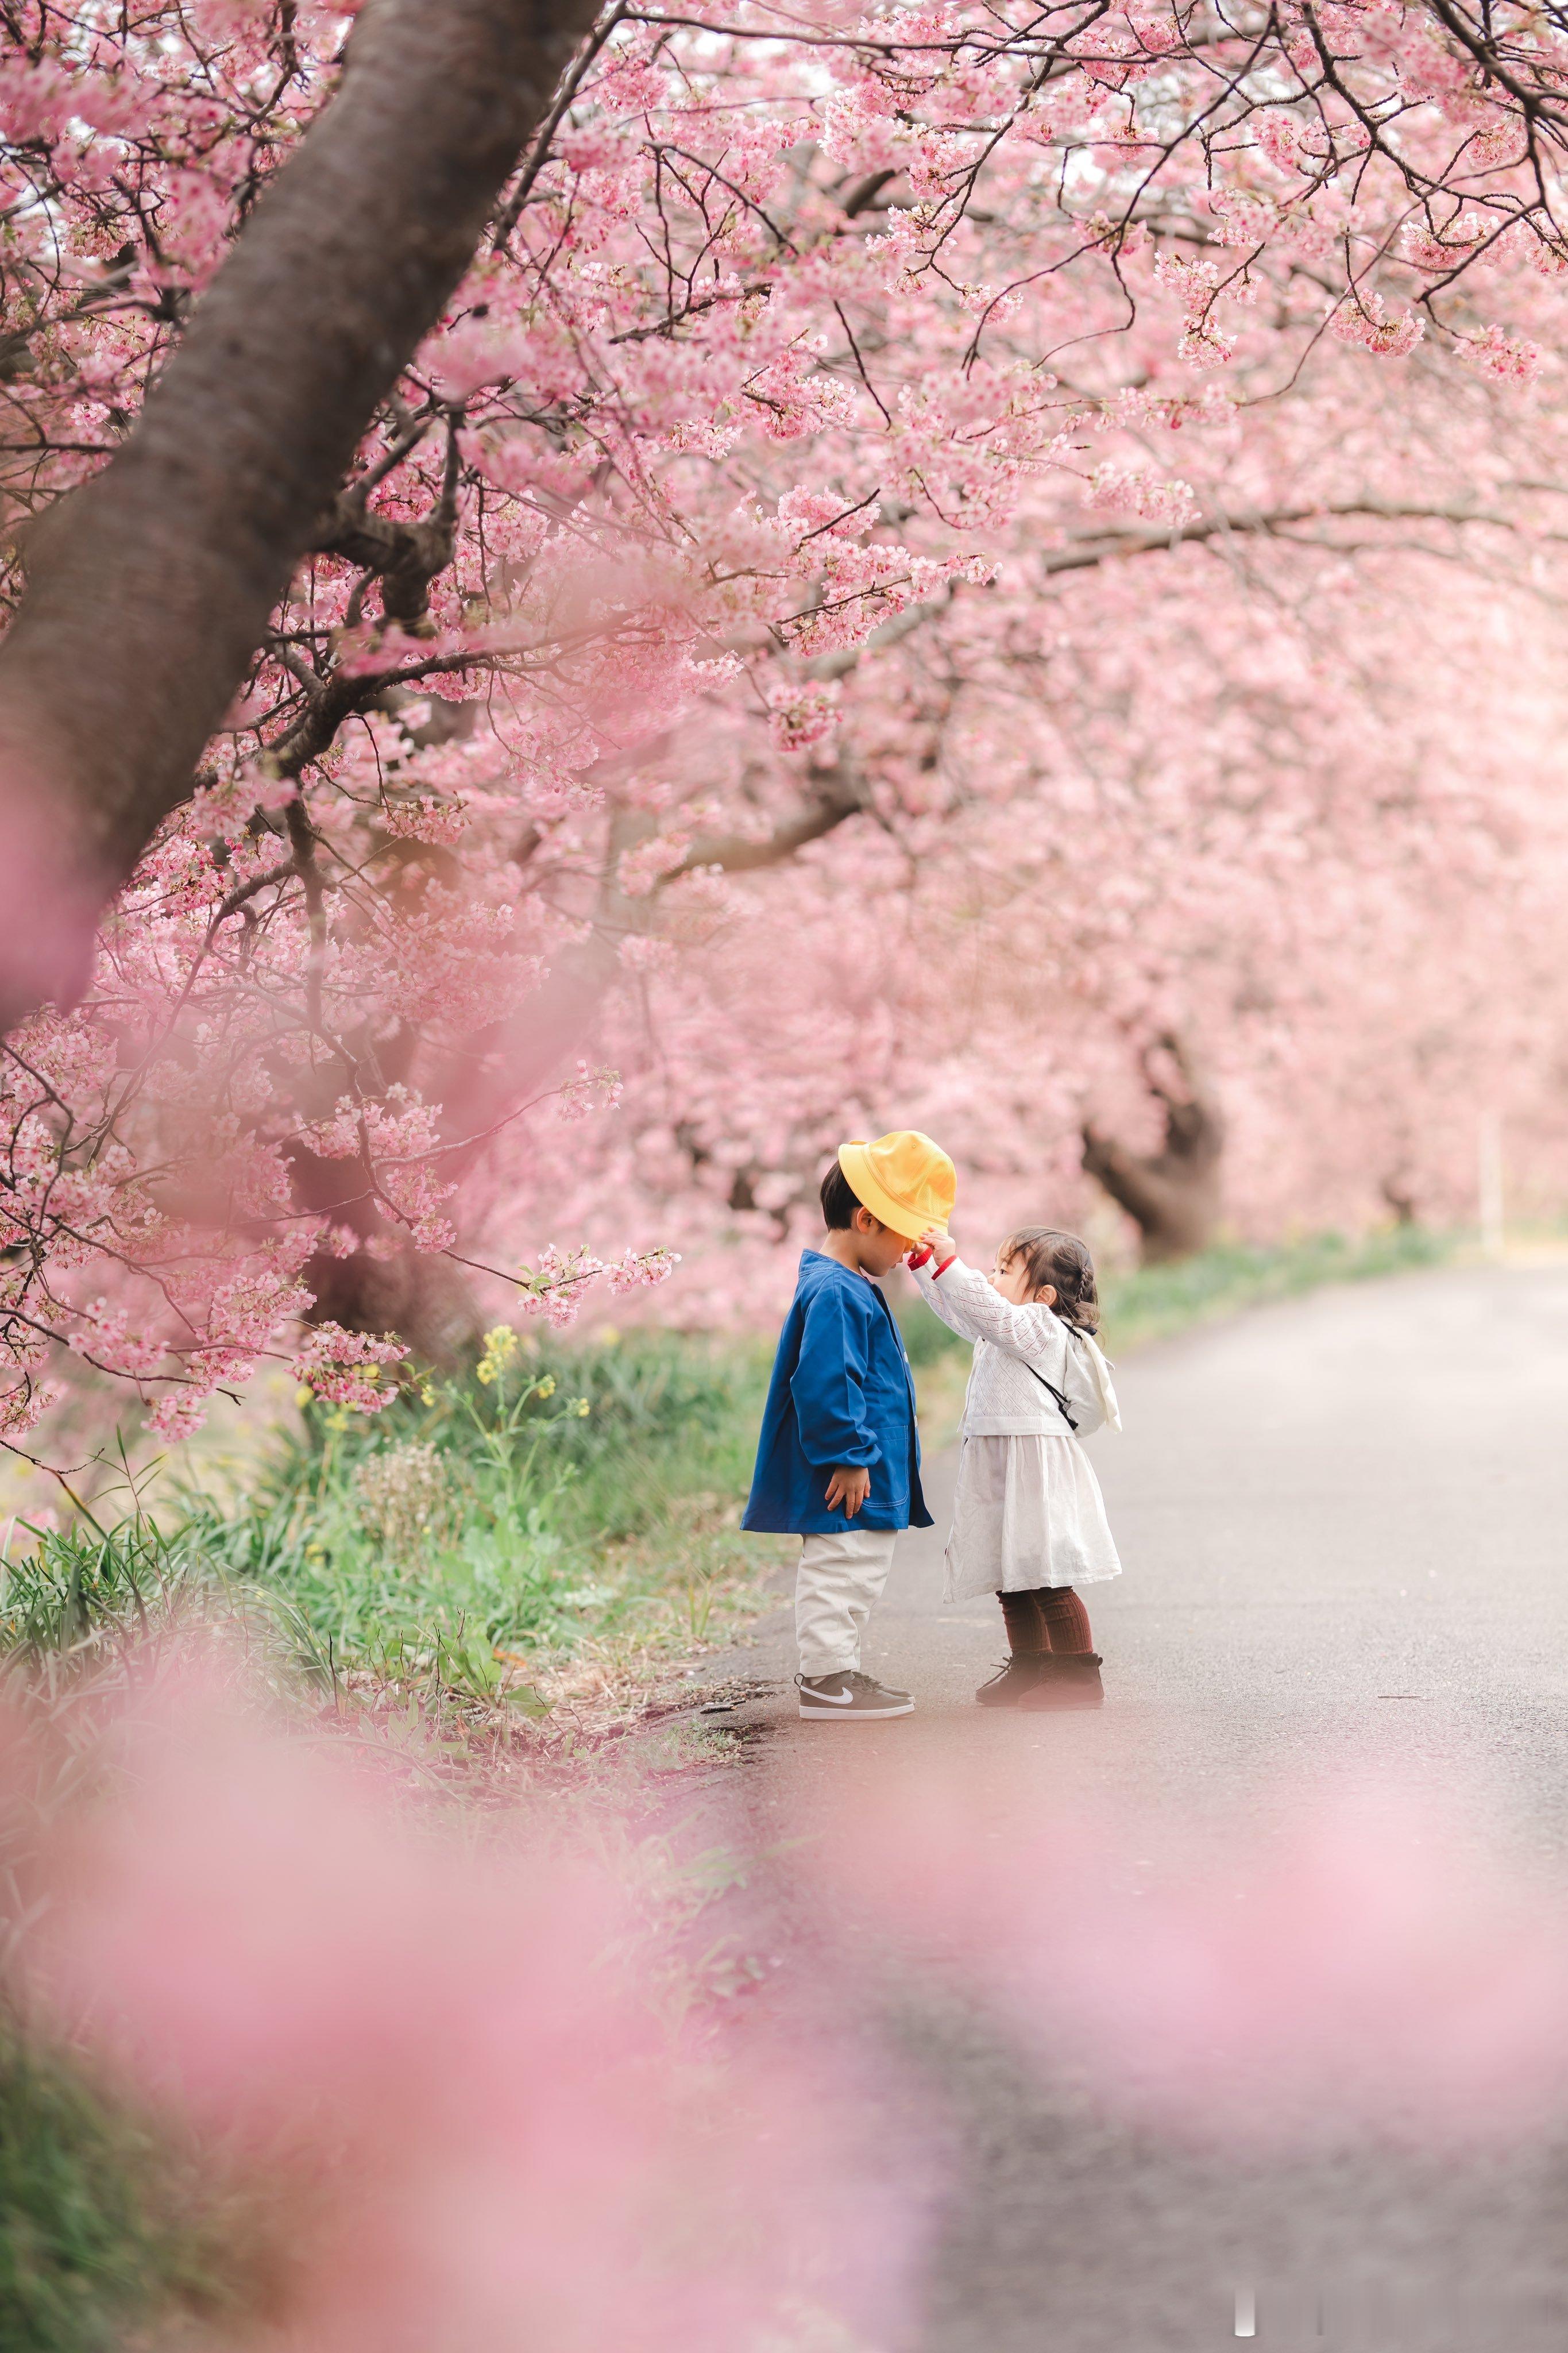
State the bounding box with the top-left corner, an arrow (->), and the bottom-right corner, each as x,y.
918,1225 -> 952,1255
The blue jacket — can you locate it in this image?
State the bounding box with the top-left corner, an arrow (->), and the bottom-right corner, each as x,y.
743,1250 -> 931,1536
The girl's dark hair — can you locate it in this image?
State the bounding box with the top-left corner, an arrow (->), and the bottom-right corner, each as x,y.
1002,1228 -> 1100,1333
820,1159 -> 867,1230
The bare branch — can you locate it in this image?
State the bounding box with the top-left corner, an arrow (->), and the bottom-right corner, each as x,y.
662,766 -> 869,878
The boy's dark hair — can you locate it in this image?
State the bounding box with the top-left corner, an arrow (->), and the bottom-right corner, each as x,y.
1002,1228 -> 1100,1333
820,1159 -> 867,1230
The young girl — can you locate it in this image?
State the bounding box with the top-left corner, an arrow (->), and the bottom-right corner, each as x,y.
906,1225 -> 1121,1708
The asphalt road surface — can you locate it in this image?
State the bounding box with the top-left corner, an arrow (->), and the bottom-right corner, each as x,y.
707,1260 -> 1568,2353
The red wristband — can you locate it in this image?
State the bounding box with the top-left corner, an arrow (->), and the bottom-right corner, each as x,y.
909,1244 -> 956,1275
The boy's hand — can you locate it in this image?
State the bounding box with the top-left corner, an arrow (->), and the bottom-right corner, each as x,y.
825,1464 -> 872,1517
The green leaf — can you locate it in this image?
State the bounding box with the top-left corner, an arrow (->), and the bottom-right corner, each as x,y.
503,1681 -> 551,1716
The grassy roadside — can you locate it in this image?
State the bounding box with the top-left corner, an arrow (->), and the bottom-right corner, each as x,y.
2,1329 -> 790,1735
1102,1222 -> 1459,1344
207,1327 -> 791,1718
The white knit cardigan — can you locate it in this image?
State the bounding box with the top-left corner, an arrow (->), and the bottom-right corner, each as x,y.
909,1255 -> 1121,1439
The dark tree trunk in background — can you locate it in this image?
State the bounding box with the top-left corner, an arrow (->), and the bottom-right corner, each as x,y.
0,0 -> 602,1029
1082,1035 -> 1225,1263
1381,1173 -> 1419,1226
287,1140 -> 482,1363
307,1248 -> 481,1367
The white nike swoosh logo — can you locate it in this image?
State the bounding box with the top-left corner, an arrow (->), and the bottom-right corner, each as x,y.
805,1686 -> 856,1705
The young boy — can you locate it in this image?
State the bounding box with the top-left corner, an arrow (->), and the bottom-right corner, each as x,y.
743,1130 -> 957,1720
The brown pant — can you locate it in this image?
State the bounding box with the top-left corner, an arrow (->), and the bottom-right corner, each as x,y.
999,1586 -> 1094,1656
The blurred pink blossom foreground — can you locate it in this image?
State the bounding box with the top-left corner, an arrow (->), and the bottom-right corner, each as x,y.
813,1757 -> 1568,2149
15,1657 -> 1568,2353
11,1662 -> 918,2353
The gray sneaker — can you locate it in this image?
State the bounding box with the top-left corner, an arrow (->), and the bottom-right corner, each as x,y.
797,1671 -> 914,1721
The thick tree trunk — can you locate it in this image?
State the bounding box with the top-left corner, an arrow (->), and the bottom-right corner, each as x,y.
0,0 -> 601,1029
1082,1035 -> 1225,1263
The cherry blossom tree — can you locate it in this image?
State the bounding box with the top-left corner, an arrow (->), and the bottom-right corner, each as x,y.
508,532 -> 1568,1297
6,0 -> 1568,1448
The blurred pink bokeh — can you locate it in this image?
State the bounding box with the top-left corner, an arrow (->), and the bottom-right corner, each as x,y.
14,1658 -> 922,2353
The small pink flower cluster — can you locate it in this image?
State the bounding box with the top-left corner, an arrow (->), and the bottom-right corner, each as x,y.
1330,291 -> 1426,357
380,796 -> 469,845
513,1243 -> 678,1329
556,1062 -> 624,1124
65,1298 -> 167,1380
1177,317 -> 1237,368
1084,464 -> 1200,530
766,678 -> 842,755
291,1322 -> 407,1411
1458,323 -> 1542,384
1208,189 -> 1276,249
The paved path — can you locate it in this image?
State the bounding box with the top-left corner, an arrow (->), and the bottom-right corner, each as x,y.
707,1261 -> 1568,2351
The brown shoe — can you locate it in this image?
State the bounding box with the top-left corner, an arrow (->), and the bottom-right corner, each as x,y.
1016,1653 -> 1104,1710
975,1655 -> 1049,1708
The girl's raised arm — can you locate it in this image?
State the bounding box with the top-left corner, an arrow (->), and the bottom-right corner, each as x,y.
905,1253 -> 976,1345
908,1253 -> 1070,1370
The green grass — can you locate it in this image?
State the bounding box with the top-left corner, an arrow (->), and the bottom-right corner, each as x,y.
1,1330 -> 783,1727
0,2020 -> 256,2353
0,1330 -> 781,1714
214,1330 -> 779,1695
1103,1223 -> 1457,1344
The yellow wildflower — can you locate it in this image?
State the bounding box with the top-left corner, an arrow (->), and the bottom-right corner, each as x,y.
476,1325 -> 520,1386
536,1374 -> 556,1399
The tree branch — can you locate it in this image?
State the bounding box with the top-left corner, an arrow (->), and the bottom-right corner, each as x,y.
662,766 -> 868,878
309,409 -> 465,630
1040,496 -> 1534,577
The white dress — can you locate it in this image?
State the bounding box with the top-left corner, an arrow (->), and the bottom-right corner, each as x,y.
909,1255 -> 1123,1600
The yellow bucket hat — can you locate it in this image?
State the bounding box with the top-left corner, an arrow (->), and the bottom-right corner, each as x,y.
837,1131 -> 956,1243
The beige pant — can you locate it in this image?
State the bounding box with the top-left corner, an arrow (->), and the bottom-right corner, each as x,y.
795,1527 -> 898,1677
